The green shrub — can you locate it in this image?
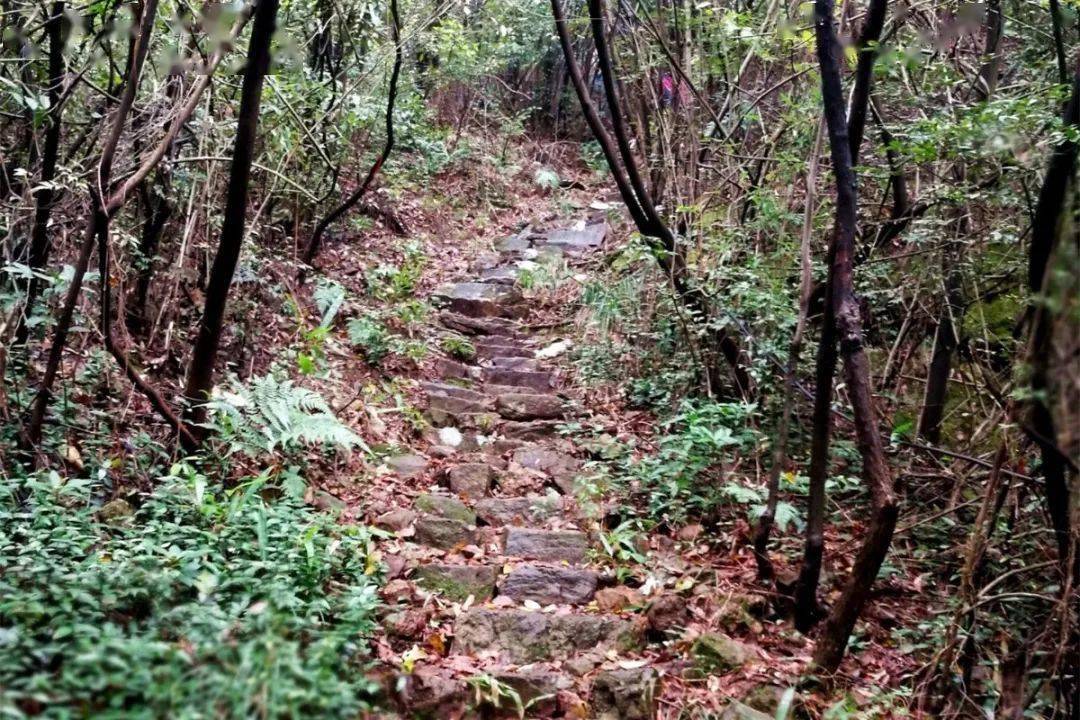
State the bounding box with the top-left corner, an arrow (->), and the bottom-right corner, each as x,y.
0,469 -> 382,718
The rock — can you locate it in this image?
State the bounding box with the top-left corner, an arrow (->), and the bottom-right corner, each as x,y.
309,489 -> 346,513
487,671 -> 569,716
496,393 -> 564,420
414,564 -> 498,602
433,282 -> 522,318
504,528 -> 588,563
422,381 -> 489,403
591,668 -> 659,720
541,223 -> 607,254
426,392 -> 493,425
429,444 -> 457,458
499,565 -> 598,605
478,265 -> 519,284
719,702 -> 773,720
438,426 -> 465,447
452,609 -> 643,662
381,578 -> 415,603
383,553 -> 407,578
374,508 -> 417,531
565,653 -> 601,676
415,516 -> 475,550
676,524 -> 704,542
404,665 -> 468,718
415,494 -> 476,524
489,356 -> 543,371
480,367 -> 554,392
475,338 -> 533,358
447,463 -> 494,497
474,496 -> 560,525
512,447 -> 580,481
690,632 -> 755,674
499,420 -> 564,442
383,607 -> 430,639
741,685 -> 803,717
436,357 -> 476,380
595,586 -> 640,612
439,310 -> 519,337
646,593 -> 690,633
386,453 -> 428,479
97,498 -> 133,524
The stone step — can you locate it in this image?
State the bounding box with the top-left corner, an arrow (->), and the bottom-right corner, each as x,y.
452,608 -> 643,663
474,495 -> 561,526
438,310 -> 520,337
499,420 -> 564,441
421,381 -> 488,403
435,357 -> 476,381
503,527 -> 589,563
478,265 -> 520,285
488,356 -> 544,371
414,493 -> 476,524
499,564 -> 598,605
413,563 -> 498,602
414,515 -> 475,550
495,393 -> 564,421
426,391 -> 492,416
480,367 -> 554,392
512,447 -> 580,482
540,223 -> 607,255
433,282 -> 522,318
474,340 -> 533,360
445,463 -> 495,497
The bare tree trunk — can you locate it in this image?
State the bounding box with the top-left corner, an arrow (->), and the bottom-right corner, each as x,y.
809,0 -> 898,672
301,0 -> 402,270
22,0 -> 160,451
15,1 -> 66,345
182,0 -> 280,449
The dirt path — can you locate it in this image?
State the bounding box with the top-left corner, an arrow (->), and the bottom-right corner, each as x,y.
361,220 -> 785,719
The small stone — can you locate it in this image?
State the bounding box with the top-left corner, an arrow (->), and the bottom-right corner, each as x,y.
595,586 -> 640,612
383,553 -> 407,578
646,593 -> 690,633
591,668 -> 659,720
383,607 -> 430,639
438,426 -> 464,447
676,524 -> 704,541
414,494 -> 476,524
413,564 -> 498,602
386,453 -> 428,479
504,528 -> 588,563
381,578 -> 415,603
499,565 -> 598,605
690,632 -> 755,674
741,685 -> 803,717
446,463 -> 494,497
415,516 -> 475,550
374,508 -> 417,532
309,489 -> 345,513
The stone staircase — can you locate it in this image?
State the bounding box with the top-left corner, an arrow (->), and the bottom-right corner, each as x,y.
371,221 -> 668,718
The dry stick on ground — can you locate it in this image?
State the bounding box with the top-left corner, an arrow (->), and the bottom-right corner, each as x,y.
300,0 -> 402,271
22,0 -> 161,451
553,0 -> 753,398
809,0 -> 899,673
753,119 -> 824,583
182,0 -> 281,449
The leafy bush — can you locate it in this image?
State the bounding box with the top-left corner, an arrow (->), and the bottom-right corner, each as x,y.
347,315 -> 391,364
0,469 -> 383,718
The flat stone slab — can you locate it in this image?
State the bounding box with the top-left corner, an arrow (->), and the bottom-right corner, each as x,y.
427,392 -> 492,417
415,494 -> 476,524
540,223 -> 607,254
480,367 -> 553,392
414,564 -> 498,602
499,565 -> 598,605
488,356 -> 543,371
415,516 -> 475,550
433,282 -> 521,318
474,338 -> 533,359
446,463 -> 494,497
499,420 -> 564,441
512,448 -> 580,479
452,609 -> 642,662
496,393 -> 564,420
478,265 -> 520,284
436,357 -> 476,380
439,311 -> 519,337
422,382 -> 489,403
386,454 -> 428,479
474,496 -> 561,525
504,528 -> 588,563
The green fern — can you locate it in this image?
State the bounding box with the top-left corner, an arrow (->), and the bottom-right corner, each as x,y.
206,375 -> 368,455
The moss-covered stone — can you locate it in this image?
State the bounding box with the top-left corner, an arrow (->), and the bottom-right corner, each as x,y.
413,564 -> 497,602
414,494 -> 476,525
690,632 -> 754,674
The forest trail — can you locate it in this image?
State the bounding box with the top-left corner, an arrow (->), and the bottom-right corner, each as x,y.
361,218 -> 778,719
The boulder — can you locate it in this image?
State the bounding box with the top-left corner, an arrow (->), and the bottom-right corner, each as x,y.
503,528 -> 588,563
447,463 -> 494,497
414,494 -> 476,524
414,564 -> 498,602
590,668 -> 659,720
415,516 -> 475,550
452,609 -> 642,662
496,393 -> 564,420
499,565 -> 598,605
690,632 -> 755,674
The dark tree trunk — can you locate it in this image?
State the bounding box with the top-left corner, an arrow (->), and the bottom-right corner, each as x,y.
182,0 -> 281,448
809,0 -> 898,672
15,2 -> 66,345
126,180 -> 172,334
